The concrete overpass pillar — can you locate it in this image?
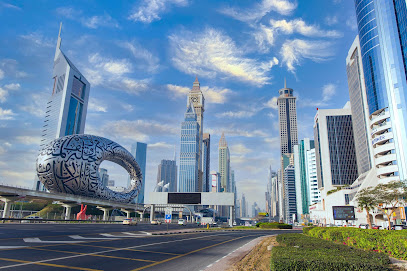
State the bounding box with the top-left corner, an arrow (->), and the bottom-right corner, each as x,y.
2,199 -> 13,218
121,209 -> 131,219
60,203 -> 77,220
150,204 -> 155,222
229,206 -> 234,227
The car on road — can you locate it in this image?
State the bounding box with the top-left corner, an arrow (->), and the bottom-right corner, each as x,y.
178,219 -> 186,226
21,216 -> 43,223
122,218 -> 137,226
151,220 -> 162,225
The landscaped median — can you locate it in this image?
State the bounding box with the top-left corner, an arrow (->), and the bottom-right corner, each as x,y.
304,227 -> 407,260
270,233 -> 392,270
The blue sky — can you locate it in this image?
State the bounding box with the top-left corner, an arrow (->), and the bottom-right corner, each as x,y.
0,0 -> 357,211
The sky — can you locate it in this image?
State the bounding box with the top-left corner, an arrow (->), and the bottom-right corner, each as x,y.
0,0 -> 358,212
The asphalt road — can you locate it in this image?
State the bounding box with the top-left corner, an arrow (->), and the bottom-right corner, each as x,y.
0,223 -> 300,271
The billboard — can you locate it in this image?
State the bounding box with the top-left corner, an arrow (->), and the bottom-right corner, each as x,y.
332,206 -> 355,220
168,193 -> 201,204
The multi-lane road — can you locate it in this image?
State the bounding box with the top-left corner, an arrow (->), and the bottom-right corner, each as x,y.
0,223 -> 300,270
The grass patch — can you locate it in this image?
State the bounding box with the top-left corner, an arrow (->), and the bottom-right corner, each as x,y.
271,233 -> 391,271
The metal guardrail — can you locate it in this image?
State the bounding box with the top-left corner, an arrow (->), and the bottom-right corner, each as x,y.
0,218 -> 124,223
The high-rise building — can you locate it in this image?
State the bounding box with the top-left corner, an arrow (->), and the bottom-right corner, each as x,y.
35,24 -> 90,191
284,165 -> 297,224
314,106 -> 359,193
294,139 -> 314,216
108,179 -> 115,187
129,142 -> 147,204
218,133 -> 230,192
305,148 -> 321,205
210,171 -> 221,192
240,193 -> 247,217
179,102 -> 200,192
354,0 -> 407,182
98,168 -> 109,187
202,133 -> 210,192
346,35 -> 373,176
188,77 -> 205,191
157,160 -> 177,192
269,169 -> 279,219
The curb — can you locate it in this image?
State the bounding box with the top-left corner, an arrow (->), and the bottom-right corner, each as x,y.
151,230 -> 210,235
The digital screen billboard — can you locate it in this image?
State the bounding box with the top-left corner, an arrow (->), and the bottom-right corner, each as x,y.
168,193 -> 201,204
211,174 -> 217,187
332,206 -> 355,220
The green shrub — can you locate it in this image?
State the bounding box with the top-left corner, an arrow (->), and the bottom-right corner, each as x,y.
305,227 -> 407,260
302,226 -> 315,235
259,222 -> 292,229
255,222 -> 262,227
271,233 -> 391,271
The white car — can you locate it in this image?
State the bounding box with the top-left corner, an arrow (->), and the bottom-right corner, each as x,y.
178,219 -> 186,226
151,220 -> 162,225
122,218 -> 137,225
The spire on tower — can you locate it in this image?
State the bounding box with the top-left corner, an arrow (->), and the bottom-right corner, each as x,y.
192,76 -> 200,92
219,132 -> 228,147
55,22 -> 62,60
284,77 -> 286,88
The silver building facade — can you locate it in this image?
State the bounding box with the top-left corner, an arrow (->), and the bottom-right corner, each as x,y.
157,160 -> 177,192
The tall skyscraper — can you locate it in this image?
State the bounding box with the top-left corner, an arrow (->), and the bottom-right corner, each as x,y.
188,77 -> 205,191
35,23 -> 90,191
218,133 -> 230,193
202,133 -> 210,192
179,102 -> 200,192
305,148 -> 321,205
284,165 -> 297,224
269,169 -> 279,219
294,139 -> 314,216
130,142 -> 147,204
157,160 -> 177,192
98,168 -> 109,187
346,35 -> 373,176
354,0 -> 407,182
314,106 -> 359,193
240,193 -> 247,217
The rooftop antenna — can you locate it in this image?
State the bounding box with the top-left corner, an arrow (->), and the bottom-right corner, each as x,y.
284,77 -> 287,88
55,22 -> 62,60
173,145 -> 176,161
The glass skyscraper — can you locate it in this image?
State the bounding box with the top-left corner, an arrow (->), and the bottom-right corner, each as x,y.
178,102 -> 200,192
284,165 -> 297,224
202,133 -> 210,192
218,133 -> 230,193
354,0 -> 407,182
130,142 -> 147,204
156,160 -> 177,192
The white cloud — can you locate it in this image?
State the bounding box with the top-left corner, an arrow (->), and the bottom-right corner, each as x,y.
4,83 -> 20,90
325,15 -> 338,26
2,3 -> 21,10
20,33 -> 54,48
264,137 -> 279,148
167,84 -> 232,104
230,143 -> 252,155
269,19 -> 342,38
254,24 -> 276,52
169,28 -> 273,85
167,84 -> 189,96
56,7 -> 119,29
346,14 -> 358,31
0,69 -> 4,80
128,0 -> 188,23
149,142 -> 174,149
20,93 -> 46,118
280,39 -> 334,72
84,53 -> 149,94
206,127 -> 267,138
16,136 -> 41,145
121,103 -> 134,112
264,96 -> 279,109
0,59 -> 27,78
322,83 -> 336,102
120,41 -> 160,73
0,87 -> 6,102
0,107 -> 16,120
88,99 -> 108,113
220,0 -> 297,22
216,110 -> 257,119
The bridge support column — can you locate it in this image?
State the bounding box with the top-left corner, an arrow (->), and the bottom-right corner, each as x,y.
121,209 -> 132,219
61,203 -> 77,220
229,206 -> 234,227
150,204 -> 155,222
97,207 -> 112,221
1,198 -> 14,218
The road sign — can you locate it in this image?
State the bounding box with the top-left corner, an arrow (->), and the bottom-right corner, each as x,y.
165,207 -> 172,223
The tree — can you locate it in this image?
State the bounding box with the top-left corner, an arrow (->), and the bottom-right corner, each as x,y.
374,180 -> 407,229
355,186 -> 377,229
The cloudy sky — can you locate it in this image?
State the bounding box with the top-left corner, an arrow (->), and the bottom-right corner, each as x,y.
0,0 -> 357,211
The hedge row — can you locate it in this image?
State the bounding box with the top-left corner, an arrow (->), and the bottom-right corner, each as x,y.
304,227 -> 407,260
256,222 -> 292,229
271,233 -> 391,271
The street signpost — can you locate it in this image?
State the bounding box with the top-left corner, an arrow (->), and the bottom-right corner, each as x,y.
165,207 -> 172,223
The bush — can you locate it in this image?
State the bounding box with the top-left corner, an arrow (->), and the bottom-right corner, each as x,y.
271,233 -> 391,271
305,227 -> 407,260
302,226 -> 315,235
256,222 -> 262,227
259,222 -> 292,229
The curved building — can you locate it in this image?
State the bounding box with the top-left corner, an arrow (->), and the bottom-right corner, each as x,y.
354,0 -> 407,182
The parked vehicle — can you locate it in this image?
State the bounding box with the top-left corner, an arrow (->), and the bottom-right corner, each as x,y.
372,225 -> 382,229
151,220 -> 162,225
122,218 -> 137,226
358,224 -> 369,229
21,216 -> 43,223
201,217 -> 215,225
391,225 -> 407,230
178,219 -> 186,226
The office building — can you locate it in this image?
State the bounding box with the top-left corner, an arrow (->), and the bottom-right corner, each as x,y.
188,77 -> 205,191
157,160 -> 177,192
210,171 -> 221,193
346,35 -> 373,176
130,142 -> 147,204
108,179 -> 115,187
294,139 -> 314,216
98,168 -> 109,187
354,0 -> 407,182
179,102 -> 200,192
284,165 -> 297,224
36,24 -> 90,190
269,169 -> 279,219
218,133 -> 230,192
240,193 -> 247,217
314,106 -> 359,193
305,148 -> 321,205
202,133 -> 210,192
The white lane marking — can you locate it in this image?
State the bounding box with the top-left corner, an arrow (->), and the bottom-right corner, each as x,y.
69,235 -> 117,240
0,246 -> 27,249
4,232 -> 238,270
121,232 -> 147,236
207,264 -> 213,268
99,234 -> 125,238
100,233 -> 144,238
139,231 -> 152,235
23,238 -> 81,244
